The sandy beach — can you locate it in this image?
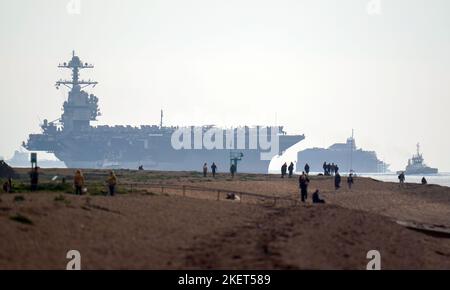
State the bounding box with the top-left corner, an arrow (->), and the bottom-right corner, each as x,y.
1,169 -> 449,269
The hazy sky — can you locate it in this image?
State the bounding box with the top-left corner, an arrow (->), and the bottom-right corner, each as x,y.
1,0 -> 450,171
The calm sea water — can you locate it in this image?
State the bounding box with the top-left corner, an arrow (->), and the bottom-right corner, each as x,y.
360,173 -> 450,188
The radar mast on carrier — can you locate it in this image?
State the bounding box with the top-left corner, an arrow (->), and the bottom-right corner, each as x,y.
54,51 -> 100,131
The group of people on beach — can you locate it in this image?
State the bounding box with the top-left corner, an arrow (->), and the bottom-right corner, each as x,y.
280,162 -> 296,178
73,169 -> 117,196
202,162 -> 237,178
280,162 -> 311,179
397,171 -> 428,187
294,162 -> 356,204
22,167 -> 118,196
323,162 -> 339,176
202,162 -> 218,178
298,171 -> 326,204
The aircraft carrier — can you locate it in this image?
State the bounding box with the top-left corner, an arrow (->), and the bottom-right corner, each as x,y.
24,52 -> 305,173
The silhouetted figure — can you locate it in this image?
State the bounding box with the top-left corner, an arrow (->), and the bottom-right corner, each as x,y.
138,165 -> 144,171
2,181 -> 10,193
398,172 -> 405,187
323,162 -> 327,175
281,162 -> 287,178
203,163 -> 208,177
421,177 -> 427,185
304,163 -> 310,175
3,177 -> 12,193
347,173 -> 354,189
312,190 -> 325,204
30,167 -> 39,191
335,165 -> 339,175
299,171 -> 310,202
74,169 -> 85,195
288,162 -> 294,178
211,162 -> 217,178
326,163 -> 332,176
107,170 -> 117,196
230,164 -> 236,178
334,172 -> 341,190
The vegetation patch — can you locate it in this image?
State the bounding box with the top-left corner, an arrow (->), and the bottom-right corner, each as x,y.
10,182 -> 72,193
10,213 -> 33,225
54,194 -> 71,205
13,195 -> 25,202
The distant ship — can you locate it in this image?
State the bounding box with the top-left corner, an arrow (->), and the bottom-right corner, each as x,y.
297,134 -> 389,173
23,52 -> 304,173
6,150 -> 65,168
398,143 -> 438,175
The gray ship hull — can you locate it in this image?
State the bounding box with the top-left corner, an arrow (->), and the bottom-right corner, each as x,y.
62,150 -> 271,173
397,167 -> 438,175
27,127 -> 305,173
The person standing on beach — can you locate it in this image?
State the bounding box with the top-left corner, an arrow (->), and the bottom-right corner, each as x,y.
203,163 -> 208,177
2,177 -> 12,193
230,164 -> 236,178
281,162 -> 287,178
211,162 -> 217,178
398,172 -> 405,187
334,172 -> 341,190
299,171 -> 310,202
30,167 -> 39,191
304,163 -> 310,175
288,162 -> 294,178
107,171 -> 117,196
74,170 -> 85,195
3,177 -> 12,193
347,173 -> 354,189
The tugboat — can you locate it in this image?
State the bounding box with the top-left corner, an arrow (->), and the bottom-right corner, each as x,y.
398,143 -> 438,175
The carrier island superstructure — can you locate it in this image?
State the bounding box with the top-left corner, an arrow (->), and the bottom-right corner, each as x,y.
24,52 -> 305,173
